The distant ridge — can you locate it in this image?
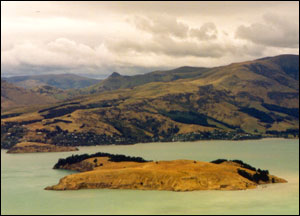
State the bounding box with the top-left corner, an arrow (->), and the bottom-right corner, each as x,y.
109,72 -> 122,78
82,66 -> 209,94
4,73 -> 101,90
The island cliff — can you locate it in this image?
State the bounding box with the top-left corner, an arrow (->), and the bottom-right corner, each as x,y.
7,142 -> 78,153
45,153 -> 287,191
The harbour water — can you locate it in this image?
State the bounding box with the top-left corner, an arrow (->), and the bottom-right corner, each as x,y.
1,139 -> 299,215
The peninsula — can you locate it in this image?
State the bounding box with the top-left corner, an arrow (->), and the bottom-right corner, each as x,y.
45,153 -> 287,191
7,142 -> 78,153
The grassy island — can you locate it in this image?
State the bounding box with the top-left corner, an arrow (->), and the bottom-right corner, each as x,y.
46,153 -> 287,191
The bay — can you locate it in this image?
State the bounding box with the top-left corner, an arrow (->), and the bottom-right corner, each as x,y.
1,138 -> 299,215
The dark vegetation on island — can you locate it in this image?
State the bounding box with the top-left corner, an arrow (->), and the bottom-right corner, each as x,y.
211,159 -> 271,183
211,159 -> 257,171
237,169 -> 270,183
53,152 -> 151,169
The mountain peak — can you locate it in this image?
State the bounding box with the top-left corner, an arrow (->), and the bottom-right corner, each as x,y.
109,72 -> 121,78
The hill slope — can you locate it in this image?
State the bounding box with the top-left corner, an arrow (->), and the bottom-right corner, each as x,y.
1,55 -> 299,149
1,80 -> 58,111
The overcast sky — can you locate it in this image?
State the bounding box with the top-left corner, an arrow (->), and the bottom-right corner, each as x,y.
1,1 -> 299,78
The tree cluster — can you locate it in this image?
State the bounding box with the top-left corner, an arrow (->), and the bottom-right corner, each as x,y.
53,152 -> 151,169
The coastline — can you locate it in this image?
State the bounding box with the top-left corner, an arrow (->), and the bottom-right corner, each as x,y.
6,142 -> 78,153
2,137 -> 297,151
77,137 -> 299,148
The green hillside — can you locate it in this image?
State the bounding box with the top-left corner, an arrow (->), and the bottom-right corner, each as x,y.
1,55 -> 299,149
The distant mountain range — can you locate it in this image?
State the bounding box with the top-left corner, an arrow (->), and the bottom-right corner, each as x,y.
3,73 -> 101,90
1,54 -> 299,149
80,66 -> 209,94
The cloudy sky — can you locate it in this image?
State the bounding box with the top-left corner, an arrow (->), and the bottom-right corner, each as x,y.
1,1 -> 299,78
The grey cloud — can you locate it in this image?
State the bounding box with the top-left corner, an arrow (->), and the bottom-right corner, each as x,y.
155,36 -> 224,58
1,2 -> 298,78
190,22 -> 218,40
1,38 -> 113,68
133,16 -> 219,41
107,34 -> 225,58
236,13 -> 299,48
132,15 -> 189,38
